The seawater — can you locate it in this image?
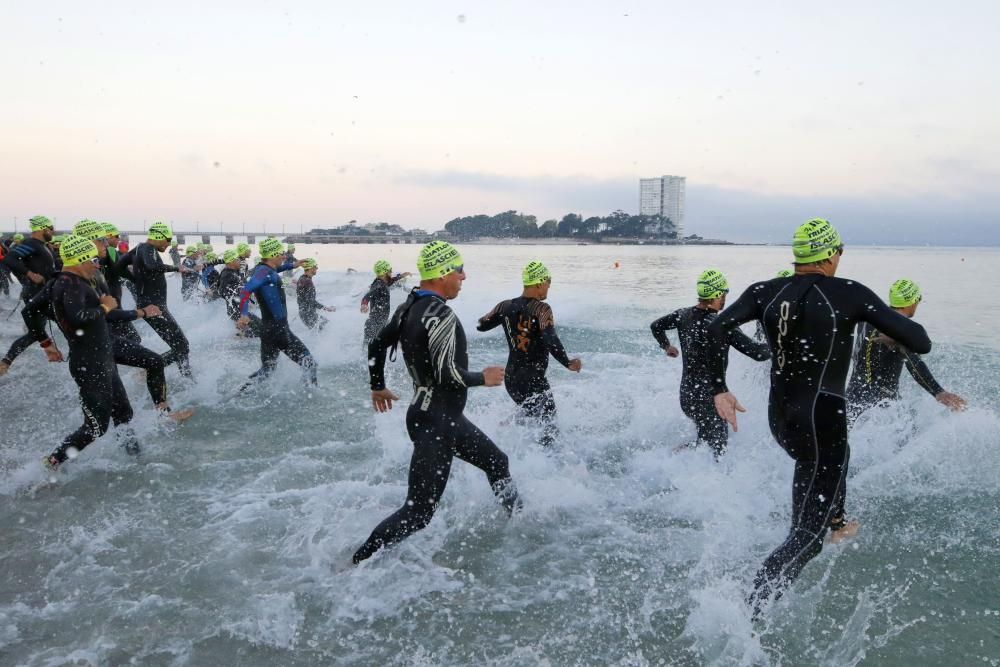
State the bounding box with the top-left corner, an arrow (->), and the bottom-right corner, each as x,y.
1,244 -> 998,666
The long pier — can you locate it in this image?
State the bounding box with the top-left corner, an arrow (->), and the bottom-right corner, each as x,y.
106,232 -> 440,245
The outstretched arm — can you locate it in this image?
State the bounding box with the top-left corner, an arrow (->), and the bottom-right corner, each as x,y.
650,311 -> 681,349
855,284 -> 931,354
728,327 -> 771,361
900,348 -> 944,397
707,290 -> 761,394
136,243 -> 178,273
477,301 -> 505,332
368,305 -> 404,391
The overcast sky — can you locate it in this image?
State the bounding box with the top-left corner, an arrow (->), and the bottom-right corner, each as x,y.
2,1 -> 998,243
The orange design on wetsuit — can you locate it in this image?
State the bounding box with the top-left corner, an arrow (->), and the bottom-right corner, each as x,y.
514,315 -> 532,352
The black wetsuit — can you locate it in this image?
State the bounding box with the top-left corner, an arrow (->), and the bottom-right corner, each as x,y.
238,262 -> 316,388
477,297 -> 573,447
0,244 -> 11,297
169,247 -> 181,267
362,275 -> 404,346
180,256 -> 200,300
23,276 -> 169,408
1,237 -> 56,366
708,274 -> 931,612
651,306 -> 770,457
120,243 -> 191,377
354,289 -> 520,563
102,247 -> 141,345
846,321 -> 944,422
44,272 -> 138,463
296,275 -> 327,330
218,266 -> 261,337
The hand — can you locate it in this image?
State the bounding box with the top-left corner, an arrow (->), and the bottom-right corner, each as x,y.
143,304 -> 162,317
568,358 -> 583,372
714,392 -> 746,432
324,306 -> 336,312
935,391 -> 967,411
372,388 -> 400,413
99,294 -> 118,310
666,345 -> 680,358
400,272 -> 412,278
360,303 -> 369,314
237,316 -> 250,329
27,271 -> 44,285
294,260 -> 306,268
482,366 -> 505,387
44,346 -> 64,362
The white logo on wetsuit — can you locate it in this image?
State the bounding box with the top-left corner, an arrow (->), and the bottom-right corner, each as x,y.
777,300 -> 791,370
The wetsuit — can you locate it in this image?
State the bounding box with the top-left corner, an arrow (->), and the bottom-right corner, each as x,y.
218,266 -> 261,337
44,272 -> 138,463
102,246 -> 141,345
0,243 -> 10,297
201,264 -> 220,296
120,243 -> 191,377
23,277 -> 168,407
295,275 -> 328,330
1,237 -> 56,367
169,246 -> 181,267
651,307 -> 770,457
846,321 -> 944,422
477,297 -> 573,447
361,275 -> 405,346
239,261 -> 316,388
353,289 -> 521,563
180,256 -> 201,300
707,274 -> 931,611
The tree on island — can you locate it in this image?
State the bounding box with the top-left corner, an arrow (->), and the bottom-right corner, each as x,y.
445,210 -> 675,240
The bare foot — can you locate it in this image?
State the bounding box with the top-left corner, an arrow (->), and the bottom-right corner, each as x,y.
165,408 -> 195,422
827,520 -> 860,544
0,360 -> 9,377
157,405 -> 195,422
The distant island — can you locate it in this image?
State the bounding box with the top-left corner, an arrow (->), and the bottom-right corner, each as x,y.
286,210 -> 733,245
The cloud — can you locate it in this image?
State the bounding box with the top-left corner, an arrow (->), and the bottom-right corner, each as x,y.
394,169 -> 999,245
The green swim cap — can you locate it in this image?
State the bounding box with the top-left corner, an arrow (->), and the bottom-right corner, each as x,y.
101,222 -> 119,237
889,279 -> 921,308
236,242 -> 251,255
51,234 -> 67,245
60,234 -> 99,267
302,258 -> 318,271
696,268 -> 729,299
776,269 -> 794,278
416,241 -> 463,280
73,219 -> 105,241
522,260 -> 551,286
223,249 -> 239,263
13,233 -> 24,241
259,237 -> 285,259
204,252 -> 217,262
186,246 -> 198,256
373,259 -> 392,276
286,243 -> 296,252
29,215 -> 53,231
147,222 -> 172,241
199,242 -> 212,252
170,240 -> 178,247
792,218 -> 842,264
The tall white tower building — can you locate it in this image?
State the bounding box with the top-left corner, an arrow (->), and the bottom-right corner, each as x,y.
639,175 -> 686,236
